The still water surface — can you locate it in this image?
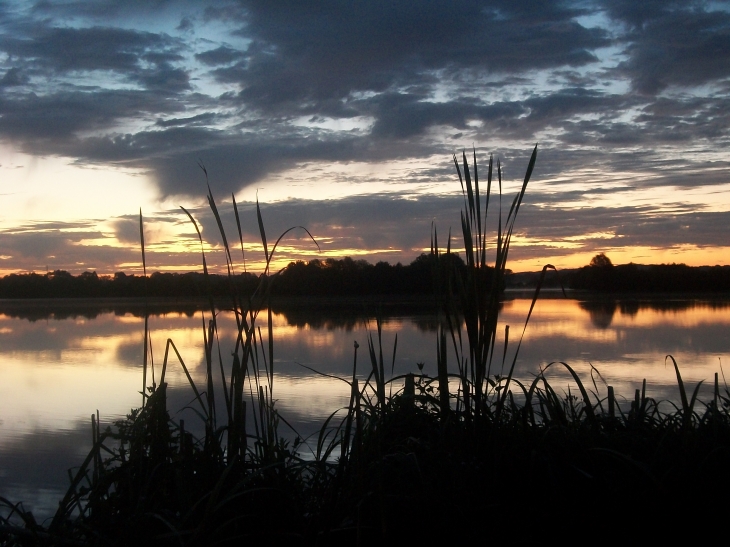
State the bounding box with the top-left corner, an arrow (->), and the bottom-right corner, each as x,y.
1,294 -> 729,518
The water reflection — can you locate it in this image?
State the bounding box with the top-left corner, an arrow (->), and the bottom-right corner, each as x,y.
269,297 -> 436,331
579,301 -> 617,329
0,298 -> 204,322
1,296 -> 730,518
576,297 -> 730,329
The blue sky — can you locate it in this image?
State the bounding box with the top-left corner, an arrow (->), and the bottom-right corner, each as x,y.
1,0 -> 729,274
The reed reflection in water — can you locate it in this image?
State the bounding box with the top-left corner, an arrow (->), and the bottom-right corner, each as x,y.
0,296 -> 729,518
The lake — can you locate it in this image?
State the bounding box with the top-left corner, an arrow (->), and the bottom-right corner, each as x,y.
1,293 -> 729,519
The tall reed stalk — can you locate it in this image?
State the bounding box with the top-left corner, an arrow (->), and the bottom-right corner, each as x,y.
431,145 -> 561,422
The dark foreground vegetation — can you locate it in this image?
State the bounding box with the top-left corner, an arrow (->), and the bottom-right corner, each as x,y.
2,149 -> 729,545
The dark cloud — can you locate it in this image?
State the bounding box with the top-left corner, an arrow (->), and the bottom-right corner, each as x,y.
135,64 -> 191,93
159,186 -> 730,271
1,223 -> 106,260
176,15 -> 195,33
601,0 -> 700,30
155,112 -> 220,127
113,218 -> 142,245
30,0 -> 187,19
517,203 -> 730,248
0,1 -> 726,195
0,67 -> 28,87
523,88 -> 618,122
208,0 -> 608,115
145,134 -> 369,196
0,89 -> 185,144
1,25 -> 182,74
366,93 -> 523,140
195,45 -> 245,66
604,1 -> 730,94
636,96 -> 730,142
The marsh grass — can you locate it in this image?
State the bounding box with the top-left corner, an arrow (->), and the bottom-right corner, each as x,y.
3,150 -> 730,545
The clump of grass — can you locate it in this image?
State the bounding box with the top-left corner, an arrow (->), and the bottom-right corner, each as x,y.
434,145 -> 558,423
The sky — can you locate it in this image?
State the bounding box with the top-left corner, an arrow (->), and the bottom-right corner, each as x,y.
0,0 -> 729,275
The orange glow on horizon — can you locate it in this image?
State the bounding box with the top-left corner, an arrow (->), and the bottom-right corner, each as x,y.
508,245 -> 730,272
3,239 -> 730,277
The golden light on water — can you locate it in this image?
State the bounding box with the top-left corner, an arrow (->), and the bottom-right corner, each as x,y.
610,306 -> 730,328
1,299 -> 729,448
497,298 -> 730,399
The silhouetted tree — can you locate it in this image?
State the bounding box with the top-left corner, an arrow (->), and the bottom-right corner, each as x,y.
589,253 -> 613,268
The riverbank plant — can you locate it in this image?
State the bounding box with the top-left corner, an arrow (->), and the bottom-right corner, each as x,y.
3,148 -> 730,545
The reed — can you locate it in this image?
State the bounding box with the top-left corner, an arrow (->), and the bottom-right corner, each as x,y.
433,145 -> 562,423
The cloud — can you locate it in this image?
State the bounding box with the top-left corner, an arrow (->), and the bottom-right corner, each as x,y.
134,63 -> 191,93
30,0 -> 193,20
155,112 -> 220,127
0,67 -> 28,87
205,1 -> 608,116
195,45 -> 245,66
0,89 -> 186,144
0,223 -> 111,264
176,15 -> 195,33
112,218 -> 142,245
517,202 -> 730,248
1,25 -> 183,74
605,1 -> 730,94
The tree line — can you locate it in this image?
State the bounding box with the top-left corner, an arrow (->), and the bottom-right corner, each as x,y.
0,270 -> 258,299
568,253 -> 730,293
7,252 -> 725,299
0,254 -> 472,299
273,254 -> 469,296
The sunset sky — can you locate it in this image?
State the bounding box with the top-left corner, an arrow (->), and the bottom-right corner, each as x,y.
0,0 -> 729,275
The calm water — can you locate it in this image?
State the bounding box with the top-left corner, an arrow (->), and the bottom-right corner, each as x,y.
1,294 -> 729,519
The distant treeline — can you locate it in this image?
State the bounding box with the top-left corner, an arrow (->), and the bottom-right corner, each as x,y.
0,270 -> 258,299
568,262 -> 730,293
274,254 -> 469,296
0,254 -> 473,299
3,257 -> 729,299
